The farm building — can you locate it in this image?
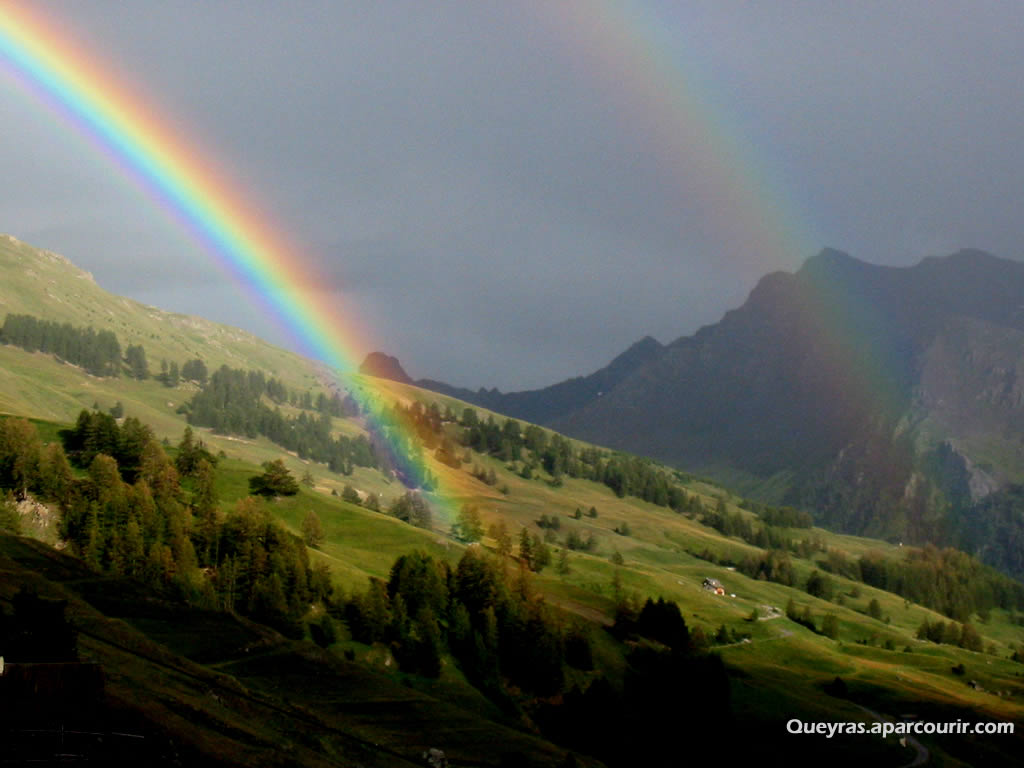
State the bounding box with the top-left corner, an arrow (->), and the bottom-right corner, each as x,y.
702,577 -> 726,596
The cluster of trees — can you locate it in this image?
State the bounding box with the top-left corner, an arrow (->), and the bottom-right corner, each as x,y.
0,414 -> 332,636
758,504 -> 814,528
816,548 -> 862,580
213,496 -> 332,635
402,404 -> 702,513
541,593 -> 731,766
265,377 -> 359,420
61,409 -> 214,482
564,528 -> 597,553
702,500 -> 826,558
805,569 -> 835,601
249,459 -> 300,497
0,313 -> 121,377
468,463 -> 498,486
124,344 -> 149,379
518,527 -> 552,572
957,484 -> 1024,581
535,513 -> 561,531
345,548 -> 589,694
0,312 -> 218,389
612,596 -> 690,650
0,417 -> 74,507
702,510 -> 1023,625
785,598 -> 840,639
859,545 -> 1024,621
737,549 -> 796,586
157,357 -> 208,387
337,483 -> 380,512
388,491 -> 433,530
383,401 -> 460,483
184,365 -> 378,474
915,617 -> 984,652
451,503 -> 484,542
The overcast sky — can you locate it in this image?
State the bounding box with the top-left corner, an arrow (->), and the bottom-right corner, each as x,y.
3,1 -> 1024,390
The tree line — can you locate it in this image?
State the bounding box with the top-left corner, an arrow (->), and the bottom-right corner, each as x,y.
183,365 -> 378,475
858,545 -> 1024,621
345,548 -> 586,692
0,311 -> 222,389
400,402 -> 706,513
1,313 -> 121,377
0,414 -> 333,637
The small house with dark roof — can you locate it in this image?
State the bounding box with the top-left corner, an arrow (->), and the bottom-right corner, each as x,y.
703,577 -> 726,595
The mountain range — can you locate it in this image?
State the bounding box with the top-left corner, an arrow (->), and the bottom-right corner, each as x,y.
372,248 -> 1024,572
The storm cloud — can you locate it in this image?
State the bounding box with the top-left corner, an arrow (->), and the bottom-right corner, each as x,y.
4,1 -> 1023,389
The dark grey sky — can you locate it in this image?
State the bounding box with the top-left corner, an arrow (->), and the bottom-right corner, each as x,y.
4,1 -> 1024,389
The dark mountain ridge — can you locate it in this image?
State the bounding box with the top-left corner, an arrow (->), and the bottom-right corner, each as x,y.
403,335 -> 666,425
367,248 -> 1024,576
559,249 -> 1024,568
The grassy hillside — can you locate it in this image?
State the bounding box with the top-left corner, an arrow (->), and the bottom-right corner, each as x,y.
3,235 -> 1024,766
0,534 -> 578,767
0,234 -> 322,391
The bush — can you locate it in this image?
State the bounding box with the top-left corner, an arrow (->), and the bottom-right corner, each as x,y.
302,510 -> 324,548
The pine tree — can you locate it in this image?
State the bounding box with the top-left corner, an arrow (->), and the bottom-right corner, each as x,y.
492,519 -> 512,558
557,547 -> 571,575
868,598 -> 883,620
531,534 -> 551,572
519,527 -> 533,568
454,503 -> 484,542
250,459 -> 299,496
0,417 -> 42,498
39,442 -> 73,504
124,344 -> 149,380
192,459 -> 219,564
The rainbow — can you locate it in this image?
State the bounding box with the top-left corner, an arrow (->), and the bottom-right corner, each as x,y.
0,4 -> 900,527
533,2 -> 905,418
532,1 -> 818,274
0,2 -> 471,518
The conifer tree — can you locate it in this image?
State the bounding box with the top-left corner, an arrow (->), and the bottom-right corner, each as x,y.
519,526 -> 533,567
125,344 -> 149,380
557,547 -> 571,575
250,459 -> 299,496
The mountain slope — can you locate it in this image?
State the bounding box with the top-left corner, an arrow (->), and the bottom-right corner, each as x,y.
552,249 -> 1024,547
0,234 -> 321,391
356,248 -> 1024,565
3,236 -> 1024,766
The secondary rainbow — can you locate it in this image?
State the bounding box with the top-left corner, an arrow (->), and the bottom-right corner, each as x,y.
532,0 -> 818,273
0,3 -> 468,512
533,0 -> 903,417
